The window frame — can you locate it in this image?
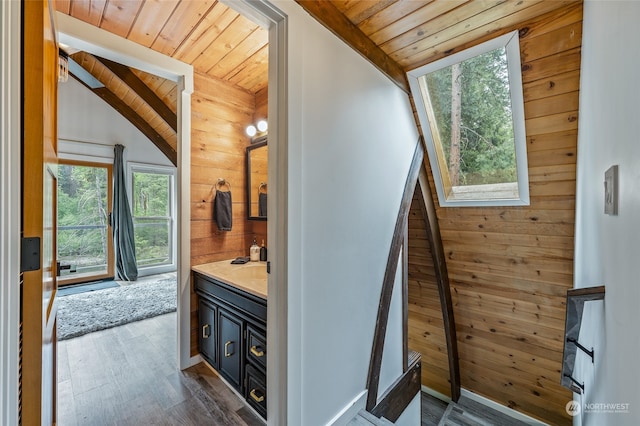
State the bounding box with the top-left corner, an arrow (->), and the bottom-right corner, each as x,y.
407,30 -> 530,207
127,162 -> 177,276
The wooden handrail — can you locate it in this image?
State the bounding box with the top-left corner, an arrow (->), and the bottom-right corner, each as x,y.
416,168 -> 461,401
561,285 -> 605,394
365,140 -> 423,411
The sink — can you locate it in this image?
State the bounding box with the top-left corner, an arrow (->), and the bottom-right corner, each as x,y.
227,263 -> 267,281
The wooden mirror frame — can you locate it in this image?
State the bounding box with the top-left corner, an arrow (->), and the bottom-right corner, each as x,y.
246,139 -> 268,221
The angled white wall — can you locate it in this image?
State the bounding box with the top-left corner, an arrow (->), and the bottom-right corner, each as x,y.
574,1 -> 640,425
274,2 -> 420,424
58,76 -> 173,166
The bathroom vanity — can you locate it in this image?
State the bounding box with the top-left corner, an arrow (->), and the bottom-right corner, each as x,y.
192,260 -> 267,419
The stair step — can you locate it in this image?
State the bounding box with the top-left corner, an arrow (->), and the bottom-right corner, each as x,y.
348,409 -> 395,426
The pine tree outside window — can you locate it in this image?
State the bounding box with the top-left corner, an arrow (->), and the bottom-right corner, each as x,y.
408,31 -> 529,207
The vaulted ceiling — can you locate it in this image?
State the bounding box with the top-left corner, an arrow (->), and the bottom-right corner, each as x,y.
55,2 -> 583,424
56,0 -> 576,161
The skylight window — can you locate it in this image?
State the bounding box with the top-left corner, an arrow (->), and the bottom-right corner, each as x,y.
408,31 -> 529,207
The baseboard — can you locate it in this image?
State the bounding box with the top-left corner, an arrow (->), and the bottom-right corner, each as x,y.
421,385 -> 452,404
328,390 -> 368,426
460,389 -> 548,425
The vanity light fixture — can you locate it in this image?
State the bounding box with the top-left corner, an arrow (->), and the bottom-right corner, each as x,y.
246,125 -> 257,137
246,120 -> 268,143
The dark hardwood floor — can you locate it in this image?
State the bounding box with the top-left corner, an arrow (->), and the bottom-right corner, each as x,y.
57,312 -> 263,426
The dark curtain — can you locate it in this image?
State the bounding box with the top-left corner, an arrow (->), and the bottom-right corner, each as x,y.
112,144 -> 138,281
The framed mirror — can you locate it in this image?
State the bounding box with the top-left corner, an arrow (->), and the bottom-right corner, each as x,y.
246,140 -> 268,220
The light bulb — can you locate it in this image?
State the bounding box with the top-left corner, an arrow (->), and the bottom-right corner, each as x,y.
257,120 -> 268,132
246,125 -> 257,137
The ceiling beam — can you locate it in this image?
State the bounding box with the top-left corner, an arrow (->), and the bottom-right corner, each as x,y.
69,70 -> 177,166
93,87 -> 178,166
294,0 -> 409,94
94,56 -> 178,132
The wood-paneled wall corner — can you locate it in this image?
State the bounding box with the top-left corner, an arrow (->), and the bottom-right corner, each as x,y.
408,3 -> 582,425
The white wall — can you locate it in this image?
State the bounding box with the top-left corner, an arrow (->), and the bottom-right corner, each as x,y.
58,76 -> 173,167
275,2 -> 420,424
574,1 -> 640,425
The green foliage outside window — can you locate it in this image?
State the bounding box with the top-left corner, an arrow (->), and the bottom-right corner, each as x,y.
422,46 -> 517,186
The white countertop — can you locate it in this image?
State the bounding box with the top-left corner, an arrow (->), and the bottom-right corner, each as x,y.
192,259 -> 268,299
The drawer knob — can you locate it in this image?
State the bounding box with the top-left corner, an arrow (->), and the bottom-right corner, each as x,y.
250,388 -> 265,403
250,345 -> 264,357
202,324 -> 210,339
224,340 -> 234,357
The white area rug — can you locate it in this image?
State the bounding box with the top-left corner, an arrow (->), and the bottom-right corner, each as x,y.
57,277 -> 176,340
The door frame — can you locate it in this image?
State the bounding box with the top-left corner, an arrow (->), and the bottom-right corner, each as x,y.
57,159 -> 114,286
2,2 -> 289,425
0,0 -> 22,424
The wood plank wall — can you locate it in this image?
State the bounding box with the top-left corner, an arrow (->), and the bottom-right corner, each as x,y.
408,4 -> 582,424
190,72 -> 259,355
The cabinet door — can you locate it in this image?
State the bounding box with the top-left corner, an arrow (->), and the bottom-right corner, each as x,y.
219,309 -> 243,390
198,299 -> 217,368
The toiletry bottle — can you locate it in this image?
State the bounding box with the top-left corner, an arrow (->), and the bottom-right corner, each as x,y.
250,238 -> 260,262
260,240 -> 267,261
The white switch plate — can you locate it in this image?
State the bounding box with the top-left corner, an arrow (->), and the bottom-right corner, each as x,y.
604,165 -> 618,215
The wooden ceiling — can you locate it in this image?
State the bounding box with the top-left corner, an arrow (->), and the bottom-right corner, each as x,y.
55,0 -> 269,94
297,0 -> 578,92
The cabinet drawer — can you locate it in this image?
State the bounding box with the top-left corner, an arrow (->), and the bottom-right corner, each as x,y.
246,325 -> 266,370
245,364 -> 266,418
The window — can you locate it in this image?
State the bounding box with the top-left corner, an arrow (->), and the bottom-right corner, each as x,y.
128,163 -> 176,275
408,31 -> 529,207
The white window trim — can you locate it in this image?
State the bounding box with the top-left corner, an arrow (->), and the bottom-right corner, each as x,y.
127,162 -> 177,277
407,30 -> 530,207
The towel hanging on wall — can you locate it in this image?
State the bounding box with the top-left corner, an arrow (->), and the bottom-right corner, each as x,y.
258,182 -> 267,217
214,179 -> 232,231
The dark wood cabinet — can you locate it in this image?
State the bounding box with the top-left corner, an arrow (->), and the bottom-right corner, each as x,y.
198,299 -> 218,369
218,308 -> 243,389
194,271 -> 267,419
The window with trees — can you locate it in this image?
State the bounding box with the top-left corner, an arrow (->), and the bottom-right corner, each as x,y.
408,31 -> 529,207
57,161 -> 113,283
129,164 -> 176,274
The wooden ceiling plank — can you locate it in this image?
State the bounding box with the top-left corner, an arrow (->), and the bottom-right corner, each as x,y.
173,3 -> 236,65
368,0 -> 469,46
208,27 -> 268,81
93,87 -> 177,165
127,0 -> 180,47
99,0 -> 144,39
226,46 -> 268,91
357,0 -> 436,37
381,0 -> 508,56
342,0 -> 398,26
70,0 -> 108,27
95,56 -> 178,132
151,0 -> 216,57
194,15 -> 259,74
395,1 -> 576,69
294,0 -> 409,94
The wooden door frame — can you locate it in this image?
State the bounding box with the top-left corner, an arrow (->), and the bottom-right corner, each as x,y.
0,0 -> 22,424
56,159 -> 114,286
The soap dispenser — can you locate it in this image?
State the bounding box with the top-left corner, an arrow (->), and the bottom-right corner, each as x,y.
260,240 -> 267,261
250,238 -> 260,262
